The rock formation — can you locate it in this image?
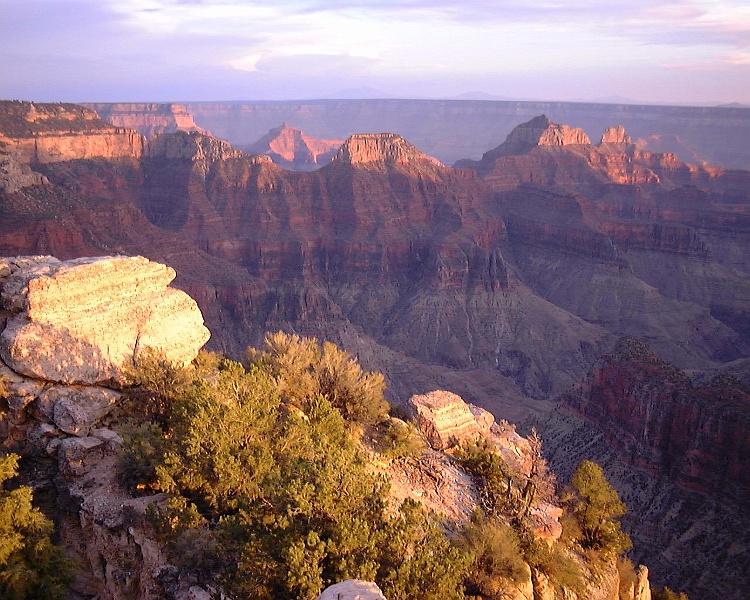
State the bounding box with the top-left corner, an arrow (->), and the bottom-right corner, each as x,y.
0,101 -> 748,597
600,125 -> 631,145
246,122 -> 343,170
183,99 -> 750,169
85,102 -> 208,138
408,390 -> 486,449
0,100 -> 145,164
0,254 -> 216,599
496,114 -> 591,154
331,133 -> 444,172
317,580 -> 387,600
561,337 -> 750,505
539,338 -> 750,600
0,255 -> 210,385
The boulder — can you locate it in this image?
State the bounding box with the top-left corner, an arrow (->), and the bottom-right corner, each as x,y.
0,255 -> 210,385
317,580 -> 387,600
48,386 -> 122,436
468,403 -> 495,433
57,436 -> 105,477
408,390 -> 485,450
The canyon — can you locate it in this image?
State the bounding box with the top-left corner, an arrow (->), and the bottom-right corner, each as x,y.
1,99 -> 750,598
0,254 -> 649,600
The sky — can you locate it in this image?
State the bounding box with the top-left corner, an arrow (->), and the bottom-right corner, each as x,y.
1,0 -> 750,105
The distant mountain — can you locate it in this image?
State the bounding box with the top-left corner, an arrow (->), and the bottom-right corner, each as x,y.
448,91 -> 521,101
244,123 -> 343,171
184,99 -> 750,169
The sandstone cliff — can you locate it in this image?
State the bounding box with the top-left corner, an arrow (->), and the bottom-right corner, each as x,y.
560,337 -> 750,505
331,132 -> 444,172
0,258 -> 649,600
184,100 -> 750,169
538,338 -> 750,600
86,102 -> 208,138
0,100 -> 145,164
455,115 -> 717,190
0,103 -> 748,598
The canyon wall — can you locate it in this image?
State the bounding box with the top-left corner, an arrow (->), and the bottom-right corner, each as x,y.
85,103 -> 208,138
2,102 -> 750,598
0,101 -> 145,163
539,338 -> 750,600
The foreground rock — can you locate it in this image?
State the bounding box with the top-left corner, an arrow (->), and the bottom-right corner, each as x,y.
0,255 -> 210,385
317,580 -> 386,600
408,390 -> 487,450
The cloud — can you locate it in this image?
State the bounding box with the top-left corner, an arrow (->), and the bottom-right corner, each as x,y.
2,0 -> 749,103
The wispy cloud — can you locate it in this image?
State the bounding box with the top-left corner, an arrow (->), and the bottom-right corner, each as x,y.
1,0 -> 749,103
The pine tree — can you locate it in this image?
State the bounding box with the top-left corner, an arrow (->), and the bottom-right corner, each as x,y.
570,460 -> 632,558
0,454 -> 71,600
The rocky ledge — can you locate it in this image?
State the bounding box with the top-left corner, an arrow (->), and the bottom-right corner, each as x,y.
0,254 -> 212,599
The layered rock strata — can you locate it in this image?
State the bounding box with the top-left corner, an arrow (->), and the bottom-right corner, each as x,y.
408,390 -> 486,450
0,255 -> 210,385
246,123 -> 343,170
0,254 -> 213,599
85,103 -> 208,138
0,101 -> 145,163
560,337 -> 750,505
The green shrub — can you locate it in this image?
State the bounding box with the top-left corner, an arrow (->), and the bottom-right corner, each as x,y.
455,439 -> 520,517
118,420 -> 169,493
652,586 -> 689,600
617,557 -> 638,600
377,419 -> 425,458
0,454 -> 72,600
246,332 -> 389,425
455,511 -> 527,599
521,534 -> 585,597
121,349 -> 196,425
569,460 -> 632,559
122,353 -> 466,599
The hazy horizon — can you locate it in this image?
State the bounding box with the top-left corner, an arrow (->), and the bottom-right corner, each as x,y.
2,1 -> 750,106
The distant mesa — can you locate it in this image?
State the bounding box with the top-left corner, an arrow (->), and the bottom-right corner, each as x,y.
453,114 -> 684,186
245,123 -> 343,171
600,125 -> 632,145
0,100 -> 145,164
501,114 -> 591,153
84,102 -> 209,138
331,133 -> 444,172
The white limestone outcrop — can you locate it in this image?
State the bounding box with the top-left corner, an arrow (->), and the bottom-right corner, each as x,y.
317,580 -> 387,600
0,255 -> 210,385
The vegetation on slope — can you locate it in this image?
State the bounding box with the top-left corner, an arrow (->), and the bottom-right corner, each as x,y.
455,436 -> 633,598
119,332 -> 638,599
120,337 -> 467,599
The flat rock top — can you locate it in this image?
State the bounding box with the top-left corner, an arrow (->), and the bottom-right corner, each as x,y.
333,133 -> 443,168
410,389 -> 469,413
2,255 -> 175,315
0,101 -> 115,138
